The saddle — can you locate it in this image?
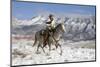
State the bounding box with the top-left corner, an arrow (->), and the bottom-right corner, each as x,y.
40,28 -> 54,45
40,27 -> 54,36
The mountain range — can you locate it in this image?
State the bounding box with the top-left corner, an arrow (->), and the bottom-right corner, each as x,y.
12,14 -> 96,41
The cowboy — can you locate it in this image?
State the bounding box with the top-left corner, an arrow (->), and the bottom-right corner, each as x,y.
43,14 -> 56,47
46,14 -> 56,30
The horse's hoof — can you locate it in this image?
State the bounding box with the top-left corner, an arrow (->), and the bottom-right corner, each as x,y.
60,52 -> 62,56
35,51 -> 41,54
47,57 -> 52,59
52,48 -> 55,50
46,53 -> 50,56
64,59 -> 68,62
60,53 -> 62,56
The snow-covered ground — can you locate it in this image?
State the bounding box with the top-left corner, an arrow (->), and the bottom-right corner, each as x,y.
12,39 -> 95,66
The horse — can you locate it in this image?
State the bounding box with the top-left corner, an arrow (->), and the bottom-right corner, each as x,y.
32,23 -> 66,55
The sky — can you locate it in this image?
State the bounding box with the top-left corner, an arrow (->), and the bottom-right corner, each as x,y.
12,0 -> 96,20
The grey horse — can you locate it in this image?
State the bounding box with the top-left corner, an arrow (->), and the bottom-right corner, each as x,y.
32,23 -> 66,55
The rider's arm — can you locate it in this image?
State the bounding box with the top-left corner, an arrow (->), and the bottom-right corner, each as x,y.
46,21 -> 52,24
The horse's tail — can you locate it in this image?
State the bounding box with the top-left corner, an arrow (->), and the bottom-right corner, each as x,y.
33,33 -> 37,47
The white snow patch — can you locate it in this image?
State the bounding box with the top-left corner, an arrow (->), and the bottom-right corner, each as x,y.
12,39 -> 95,66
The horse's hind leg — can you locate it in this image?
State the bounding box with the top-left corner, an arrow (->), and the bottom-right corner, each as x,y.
33,40 -> 37,47
33,34 -> 37,47
40,45 -> 45,53
38,42 -> 45,53
35,44 -> 41,54
36,44 -> 40,52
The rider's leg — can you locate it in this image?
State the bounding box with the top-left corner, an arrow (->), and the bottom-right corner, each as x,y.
43,31 -> 49,47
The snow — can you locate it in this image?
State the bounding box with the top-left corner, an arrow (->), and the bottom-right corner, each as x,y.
12,39 -> 95,66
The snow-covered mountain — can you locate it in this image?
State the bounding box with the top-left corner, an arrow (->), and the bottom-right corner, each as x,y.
12,15 -> 47,26
12,14 -> 96,41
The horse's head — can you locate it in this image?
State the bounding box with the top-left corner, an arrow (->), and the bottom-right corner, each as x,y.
56,23 -> 66,33
61,23 -> 66,32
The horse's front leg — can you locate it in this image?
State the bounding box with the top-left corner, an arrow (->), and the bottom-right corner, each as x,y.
57,43 -> 62,55
54,40 -> 59,49
48,43 -> 51,51
37,44 -> 39,52
39,42 -> 45,53
45,42 -> 51,56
